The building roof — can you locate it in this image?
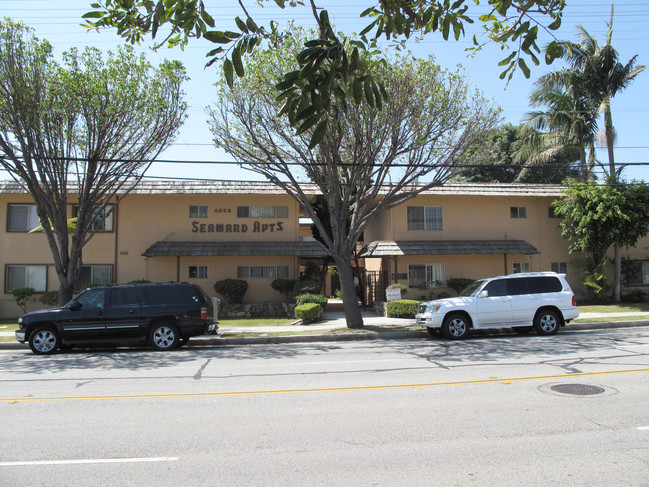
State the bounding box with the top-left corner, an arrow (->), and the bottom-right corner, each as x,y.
142,240 -> 331,257
359,240 -> 540,257
0,179 -> 567,197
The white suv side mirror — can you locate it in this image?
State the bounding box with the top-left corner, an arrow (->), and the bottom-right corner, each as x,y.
478,290 -> 489,298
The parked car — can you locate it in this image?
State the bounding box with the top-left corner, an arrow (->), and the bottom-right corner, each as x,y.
415,272 -> 579,339
15,282 -> 218,354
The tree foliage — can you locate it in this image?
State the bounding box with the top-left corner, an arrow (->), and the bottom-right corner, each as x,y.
83,0 -> 566,147
207,28 -> 500,327
455,123 -> 580,183
0,19 -> 188,304
553,180 -> 649,297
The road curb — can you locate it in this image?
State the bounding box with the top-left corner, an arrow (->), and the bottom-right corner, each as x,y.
1,320 -> 648,350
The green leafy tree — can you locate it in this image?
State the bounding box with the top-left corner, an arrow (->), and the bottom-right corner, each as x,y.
83,0 -> 566,147
207,29 -> 500,327
0,20 -> 188,304
455,123 -> 580,183
553,180 -> 649,299
12,287 -> 35,314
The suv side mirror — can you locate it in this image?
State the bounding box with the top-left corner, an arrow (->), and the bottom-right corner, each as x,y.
69,302 -> 82,311
478,290 -> 489,298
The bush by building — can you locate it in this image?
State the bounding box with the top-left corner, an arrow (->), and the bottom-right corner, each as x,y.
295,302 -> 321,323
386,299 -> 421,318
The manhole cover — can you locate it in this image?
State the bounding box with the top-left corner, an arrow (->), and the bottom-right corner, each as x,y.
550,384 -> 606,396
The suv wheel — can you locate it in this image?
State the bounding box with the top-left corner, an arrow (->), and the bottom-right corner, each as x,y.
442,314 -> 470,340
534,310 -> 560,335
29,327 -> 60,355
149,323 -> 180,351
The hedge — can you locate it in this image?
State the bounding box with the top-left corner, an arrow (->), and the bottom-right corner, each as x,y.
295,303 -> 321,323
386,299 -> 421,318
296,293 -> 328,310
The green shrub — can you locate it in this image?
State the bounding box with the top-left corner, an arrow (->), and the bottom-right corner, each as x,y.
12,287 -> 35,313
39,291 -> 59,307
296,293 -> 328,310
622,289 -> 646,303
446,277 -> 474,295
271,279 -> 297,301
386,299 -> 421,318
127,279 -> 151,285
213,279 -> 248,304
293,280 -> 321,295
295,303 -> 321,323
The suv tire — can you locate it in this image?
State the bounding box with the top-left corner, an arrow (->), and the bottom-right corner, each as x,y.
534,309 -> 560,335
149,323 -> 180,351
29,326 -> 60,355
442,314 -> 470,340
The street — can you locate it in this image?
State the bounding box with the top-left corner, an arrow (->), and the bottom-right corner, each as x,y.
1,327 -> 649,486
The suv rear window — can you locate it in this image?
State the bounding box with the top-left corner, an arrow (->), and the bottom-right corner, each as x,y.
142,284 -> 198,305
506,276 -> 563,295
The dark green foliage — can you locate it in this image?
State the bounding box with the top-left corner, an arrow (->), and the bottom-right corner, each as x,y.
213,278 -> 248,304
271,279 -> 297,301
621,289 -> 646,303
127,279 -> 151,285
12,287 -> 35,313
386,299 -> 421,318
296,293 -> 328,310
39,291 -> 59,307
294,303 -> 321,323
447,277 -> 474,295
294,280 -> 321,296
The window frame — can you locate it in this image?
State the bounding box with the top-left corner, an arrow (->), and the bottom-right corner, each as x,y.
189,265 -> 208,279
512,262 -> 531,274
72,204 -> 115,232
406,206 -> 444,231
408,263 -> 445,288
7,204 -> 41,232
75,265 -> 113,291
189,205 -> 209,218
510,206 -> 527,219
237,206 -> 289,219
5,264 -> 48,293
237,265 -> 290,279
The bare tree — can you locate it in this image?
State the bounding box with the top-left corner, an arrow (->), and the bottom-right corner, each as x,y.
0,19 -> 188,304
208,32 -> 500,327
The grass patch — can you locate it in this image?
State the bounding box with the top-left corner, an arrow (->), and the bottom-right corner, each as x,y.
578,303 -> 649,313
218,317 -> 295,327
574,315 -> 649,324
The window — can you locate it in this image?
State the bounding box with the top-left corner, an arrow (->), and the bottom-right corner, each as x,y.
189,265 -> 208,279
7,204 -> 40,232
237,265 -> 289,279
407,206 -> 443,230
408,263 -> 445,288
512,262 -> 530,273
5,265 -> 47,292
73,205 -> 114,232
627,261 -> 649,285
189,205 -> 208,218
76,265 -> 112,290
237,206 -> 289,218
551,262 -> 568,274
510,206 -> 527,218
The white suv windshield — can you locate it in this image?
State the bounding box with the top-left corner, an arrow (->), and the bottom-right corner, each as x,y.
460,280 -> 486,297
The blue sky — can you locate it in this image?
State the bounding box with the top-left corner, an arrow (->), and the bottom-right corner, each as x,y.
2,0 -> 648,182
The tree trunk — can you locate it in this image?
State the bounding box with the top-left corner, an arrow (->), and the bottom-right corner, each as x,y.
333,253 -> 364,328
613,243 -> 621,302
58,281 -> 75,306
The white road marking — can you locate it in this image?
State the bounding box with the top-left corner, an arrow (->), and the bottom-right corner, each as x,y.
0,457 -> 179,467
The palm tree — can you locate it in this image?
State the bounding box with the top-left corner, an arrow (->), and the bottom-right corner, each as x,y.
553,6 -> 645,302
516,68 -> 598,182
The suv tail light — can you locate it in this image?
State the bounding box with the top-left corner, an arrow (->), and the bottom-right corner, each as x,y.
572,295 -> 576,306
201,307 -> 207,320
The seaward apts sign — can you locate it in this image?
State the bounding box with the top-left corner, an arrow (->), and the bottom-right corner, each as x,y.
191,206 -> 286,234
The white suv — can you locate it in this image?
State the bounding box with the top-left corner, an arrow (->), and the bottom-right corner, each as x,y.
414,272 -> 579,339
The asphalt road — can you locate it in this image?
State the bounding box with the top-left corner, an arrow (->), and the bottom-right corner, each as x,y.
1,327 -> 649,486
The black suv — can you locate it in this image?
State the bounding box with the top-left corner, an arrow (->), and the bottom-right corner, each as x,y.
15,282 -> 218,354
